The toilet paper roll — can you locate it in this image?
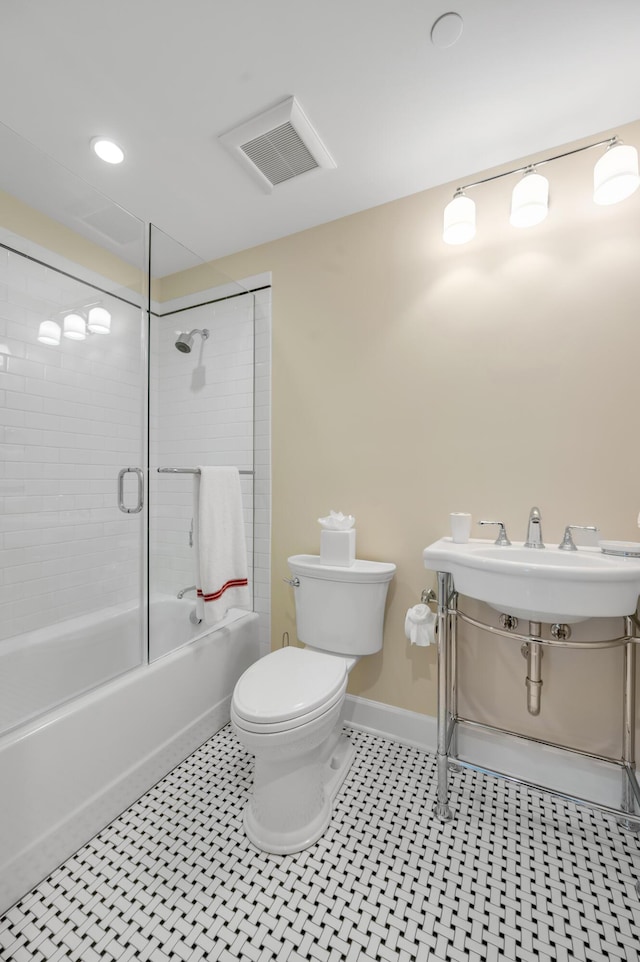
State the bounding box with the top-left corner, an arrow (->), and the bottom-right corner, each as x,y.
404,604 -> 437,647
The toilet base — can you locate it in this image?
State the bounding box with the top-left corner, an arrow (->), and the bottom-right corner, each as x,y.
244,733 -> 356,855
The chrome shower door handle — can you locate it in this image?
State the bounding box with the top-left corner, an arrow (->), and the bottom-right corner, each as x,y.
117,467 -> 144,514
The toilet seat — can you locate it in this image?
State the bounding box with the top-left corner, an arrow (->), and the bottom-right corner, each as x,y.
232,646 -> 348,734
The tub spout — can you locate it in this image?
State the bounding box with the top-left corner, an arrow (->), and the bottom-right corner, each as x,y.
177,585 -> 197,599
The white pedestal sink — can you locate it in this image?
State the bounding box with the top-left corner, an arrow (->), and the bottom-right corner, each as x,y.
422,536 -> 640,832
423,537 -> 640,623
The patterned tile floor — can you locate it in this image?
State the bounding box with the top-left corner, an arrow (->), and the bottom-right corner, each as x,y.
1,727 -> 639,961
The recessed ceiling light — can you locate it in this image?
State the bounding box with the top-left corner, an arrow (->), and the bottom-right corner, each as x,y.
91,137 -> 125,164
431,12 -> 464,49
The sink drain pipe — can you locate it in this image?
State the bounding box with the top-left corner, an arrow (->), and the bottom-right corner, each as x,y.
523,621 -> 543,715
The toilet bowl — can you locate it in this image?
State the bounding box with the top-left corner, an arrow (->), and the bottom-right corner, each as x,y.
231,646 -> 353,853
231,554 -> 395,854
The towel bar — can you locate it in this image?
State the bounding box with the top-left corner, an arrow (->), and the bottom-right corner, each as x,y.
157,467 -> 254,476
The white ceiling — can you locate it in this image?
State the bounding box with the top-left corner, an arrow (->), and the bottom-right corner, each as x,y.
1,0 -> 639,272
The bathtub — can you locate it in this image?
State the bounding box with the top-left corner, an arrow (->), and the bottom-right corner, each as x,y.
0,601 -> 142,736
0,603 -> 259,915
149,596 -> 251,660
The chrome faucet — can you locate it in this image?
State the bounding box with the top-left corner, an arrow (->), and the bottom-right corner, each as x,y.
524,506 -> 545,548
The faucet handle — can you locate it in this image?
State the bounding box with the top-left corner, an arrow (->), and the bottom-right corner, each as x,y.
558,525 -> 599,551
478,521 -> 511,546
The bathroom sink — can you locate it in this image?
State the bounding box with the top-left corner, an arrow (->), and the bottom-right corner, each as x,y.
423,538 -> 640,623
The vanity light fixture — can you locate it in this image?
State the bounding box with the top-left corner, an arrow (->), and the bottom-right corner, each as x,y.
91,137 -> 125,165
39,304 -> 112,346
37,320 -> 61,345
443,135 -> 639,245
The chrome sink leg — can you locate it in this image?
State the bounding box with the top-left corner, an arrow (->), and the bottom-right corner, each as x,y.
449,592 -> 461,772
619,633 -> 640,833
435,570 -> 453,821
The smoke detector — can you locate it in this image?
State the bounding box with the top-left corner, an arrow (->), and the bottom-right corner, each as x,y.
219,96 -> 336,193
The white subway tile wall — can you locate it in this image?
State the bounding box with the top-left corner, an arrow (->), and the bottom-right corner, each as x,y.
0,240 -> 145,643
149,285 -> 271,655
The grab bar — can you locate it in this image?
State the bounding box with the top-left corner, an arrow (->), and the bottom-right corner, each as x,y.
117,467 -> 144,514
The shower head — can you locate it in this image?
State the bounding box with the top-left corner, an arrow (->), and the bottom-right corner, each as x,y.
174,328 -> 209,353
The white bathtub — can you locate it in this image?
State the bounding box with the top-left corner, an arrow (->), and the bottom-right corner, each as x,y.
0,601 -> 142,736
0,604 -> 259,915
149,596 -> 250,660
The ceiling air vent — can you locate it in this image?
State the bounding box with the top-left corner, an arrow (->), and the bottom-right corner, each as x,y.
219,96 -> 336,193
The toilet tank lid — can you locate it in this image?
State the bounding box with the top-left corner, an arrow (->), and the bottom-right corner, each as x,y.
233,646 -> 347,724
288,554 -> 396,583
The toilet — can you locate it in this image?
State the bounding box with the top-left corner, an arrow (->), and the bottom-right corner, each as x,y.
231,553 -> 395,854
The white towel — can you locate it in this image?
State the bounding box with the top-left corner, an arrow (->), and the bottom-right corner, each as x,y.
193,467 -> 250,625
404,604 -> 436,647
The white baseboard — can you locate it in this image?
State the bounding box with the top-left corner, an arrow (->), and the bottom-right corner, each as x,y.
343,695 -> 640,819
343,694 -> 436,751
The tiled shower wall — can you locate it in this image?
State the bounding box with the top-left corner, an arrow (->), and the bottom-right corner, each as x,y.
149,283 -> 271,654
0,236 -> 145,643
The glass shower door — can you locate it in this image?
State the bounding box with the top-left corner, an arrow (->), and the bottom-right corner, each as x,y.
147,224 -> 255,660
0,122 -> 148,734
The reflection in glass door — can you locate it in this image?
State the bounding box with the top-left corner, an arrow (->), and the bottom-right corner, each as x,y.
0,122 -> 147,735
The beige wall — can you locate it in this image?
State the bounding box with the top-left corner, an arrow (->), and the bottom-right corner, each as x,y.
0,190 -> 145,295
161,120 -> 640,756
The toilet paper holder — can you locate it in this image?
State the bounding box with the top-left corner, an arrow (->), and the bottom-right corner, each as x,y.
421,588 -> 437,609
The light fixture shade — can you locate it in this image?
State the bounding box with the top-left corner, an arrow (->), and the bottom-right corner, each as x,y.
510,171 -> 549,228
87,306 -> 112,334
38,320 -> 61,345
443,193 -> 476,245
593,143 -> 640,205
63,313 -> 87,340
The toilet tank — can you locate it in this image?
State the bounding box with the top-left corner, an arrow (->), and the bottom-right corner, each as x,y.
287,554 -> 396,655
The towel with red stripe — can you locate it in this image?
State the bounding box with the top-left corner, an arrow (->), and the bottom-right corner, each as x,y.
193,466 -> 250,625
